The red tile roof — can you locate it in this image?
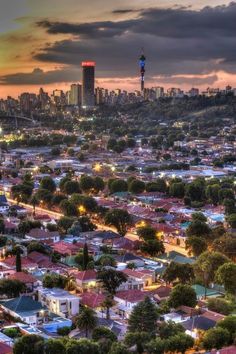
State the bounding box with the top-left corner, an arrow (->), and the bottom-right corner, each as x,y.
0,343 -> 13,354
28,251 -> 49,264
151,285 -> 172,299
80,292 -> 105,308
122,269 -> 153,279
202,310 -> 225,322
73,270 -> 97,281
52,241 -> 83,255
27,228 -> 59,239
211,346 -> 236,354
8,271 -> 37,283
2,256 -> 37,269
115,289 -> 147,303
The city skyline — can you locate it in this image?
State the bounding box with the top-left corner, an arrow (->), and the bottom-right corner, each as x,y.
1,0 -> 236,98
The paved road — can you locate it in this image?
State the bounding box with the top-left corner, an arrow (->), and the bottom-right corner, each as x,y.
8,198 -> 188,256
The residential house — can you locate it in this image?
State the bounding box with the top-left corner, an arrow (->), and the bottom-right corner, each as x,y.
25,228 -> 60,243
73,270 -> 97,292
114,253 -> 145,267
0,296 -> 48,326
8,272 -> 40,293
120,269 -> 155,290
114,290 -> 149,319
152,285 -> 172,303
0,256 -> 38,272
38,288 -> 79,318
51,241 -> 83,257
80,292 -> 105,309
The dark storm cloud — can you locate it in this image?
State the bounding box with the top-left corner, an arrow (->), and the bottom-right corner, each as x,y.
4,2 -> 236,86
0,67 -> 80,85
112,9 -> 141,14
37,3 -> 236,39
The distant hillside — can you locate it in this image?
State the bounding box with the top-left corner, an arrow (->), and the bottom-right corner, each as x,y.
100,94 -> 236,122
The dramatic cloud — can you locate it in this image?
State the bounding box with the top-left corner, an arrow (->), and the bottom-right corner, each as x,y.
37,3 -> 236,39
1,1 -> 236,92
0,67 -> 80,85
33,2 -> 236,82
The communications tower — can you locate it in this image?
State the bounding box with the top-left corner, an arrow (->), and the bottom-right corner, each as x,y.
139,50 -> 146,92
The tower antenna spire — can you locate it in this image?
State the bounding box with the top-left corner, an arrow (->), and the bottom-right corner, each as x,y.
139,49 -> 146,92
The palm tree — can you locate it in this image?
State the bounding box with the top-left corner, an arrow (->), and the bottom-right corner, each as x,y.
101,295 -> 114,320
64,271 -> 76,291
76,307 -> 97,338
30,194 -> 39,216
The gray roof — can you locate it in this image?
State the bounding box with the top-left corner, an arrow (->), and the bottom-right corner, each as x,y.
1,296 -> 46,315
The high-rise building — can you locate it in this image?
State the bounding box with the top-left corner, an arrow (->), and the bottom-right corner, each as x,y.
81,61 -> 95,108
152,86 -> 164,99
69,84 -> 82,105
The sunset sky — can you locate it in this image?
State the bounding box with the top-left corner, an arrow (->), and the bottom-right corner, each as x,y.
0,0 -> 236,98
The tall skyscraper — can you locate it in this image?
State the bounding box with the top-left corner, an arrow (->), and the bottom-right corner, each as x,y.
139,52 -> 146,92
81,61 -> 95,108
69,84 -> 82,105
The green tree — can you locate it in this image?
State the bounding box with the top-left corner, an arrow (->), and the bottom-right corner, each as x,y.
124,332 -> 152,354
168,284 -> 197,308
80,175 -> 94,193
42,274 -> 66,289
57,326 -> 71,336
40,176 -> 56,193
163,262 -> 194,284
65,338 -> 99,354
194,251 -> 229,297
128,297 -> 158,335
158,320 -> 184,339
74,249 -> 94,271
227,213 -> 236,228
206,184 -> 220,205
44,339 -> 66,354
64,181 -> 81,195
104,209 -> 131,236
169,182 -> 185,198
27,241 -> 47,255
13,334 -> 44,354
97,254 -> 116,267
207,298 -> 234,315
212,235 -> 236,261
97,269 -> 127,297
82,243 -> 90,270
217,315 -> 236,342
109,179 -> 128,194
202,327 -> 230,350
215,262 -> 236,297
145,338 -> 165,354
165,333 -> 194,354
76,307 -> 97,338
101,295 -> 115,320
92,326 -> 117,342
93,177 -> 105,193
128,179 -> 145,194
185,236 -> 208,256
186,220 -> 211,238
15,246 -> 22,272
109,342 -> 130,354
0,279 -> 26,298
30,194 -> 39,216
140,239 -> 165,257
60,200 -> 78,217
137,225 -> 156,241
224,198 -> 236,215
57,216 -> 75,233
